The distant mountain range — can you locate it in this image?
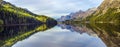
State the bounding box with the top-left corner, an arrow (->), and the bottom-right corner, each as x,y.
57,7 -> 97,21
58,0 -> 120,24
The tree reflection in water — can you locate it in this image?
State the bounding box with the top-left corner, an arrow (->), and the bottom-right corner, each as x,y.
0,24 -> 55,47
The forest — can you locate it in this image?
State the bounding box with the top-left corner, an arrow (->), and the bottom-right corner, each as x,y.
0,1 -> 57,25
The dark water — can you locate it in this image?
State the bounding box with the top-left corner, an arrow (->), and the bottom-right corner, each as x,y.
0,23 -> 120,47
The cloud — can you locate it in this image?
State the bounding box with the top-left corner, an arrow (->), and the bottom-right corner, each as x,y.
4,0 -> 103,19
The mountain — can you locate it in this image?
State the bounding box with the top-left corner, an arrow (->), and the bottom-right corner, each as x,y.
73,8 -> 97,21
70,10 -> 85,19
57,8 -> 96,22
0,1 -> 57,25
57,10 -> 85,21
84,0 -> 120,24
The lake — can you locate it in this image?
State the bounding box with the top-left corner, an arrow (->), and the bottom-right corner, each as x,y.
0,23 -> 119,47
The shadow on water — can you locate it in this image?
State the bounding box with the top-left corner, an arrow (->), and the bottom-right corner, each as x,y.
0,23 -> 56,47
64,23 -> 120,47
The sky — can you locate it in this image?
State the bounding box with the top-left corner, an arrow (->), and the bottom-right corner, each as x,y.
4,0 -> 103,19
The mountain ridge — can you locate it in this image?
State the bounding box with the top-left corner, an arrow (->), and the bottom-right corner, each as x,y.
83,0 -> 119,24
57,7 -> 96,22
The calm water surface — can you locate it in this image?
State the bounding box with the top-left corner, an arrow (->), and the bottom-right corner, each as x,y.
12,24 -> 106,47
0,23 -> 119,47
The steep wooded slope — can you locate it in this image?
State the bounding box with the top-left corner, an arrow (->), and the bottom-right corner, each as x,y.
85,0 -> 120,24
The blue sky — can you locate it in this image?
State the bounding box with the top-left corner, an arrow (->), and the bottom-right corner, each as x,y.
4,0 -> 103,19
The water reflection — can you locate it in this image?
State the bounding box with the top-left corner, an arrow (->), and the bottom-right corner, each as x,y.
84,23 -> 120,47
58,24 -> 98,37
0,24 -> 55,47
64,23 -> 120,47
1,23 -> 119,47
12,24 -> 107,47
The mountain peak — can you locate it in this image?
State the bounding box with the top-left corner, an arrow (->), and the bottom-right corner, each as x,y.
58,7 -> 96,21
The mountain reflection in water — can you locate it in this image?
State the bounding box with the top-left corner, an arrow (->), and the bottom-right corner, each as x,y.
12,24 -> 107,47
0,23 -> 119,47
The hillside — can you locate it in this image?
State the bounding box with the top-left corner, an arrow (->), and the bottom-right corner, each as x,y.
84,0 -> 120,24
0,1 -> 57,25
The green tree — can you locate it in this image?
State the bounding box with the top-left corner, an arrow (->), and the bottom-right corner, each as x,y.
0,19 -> 3,25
